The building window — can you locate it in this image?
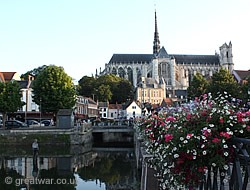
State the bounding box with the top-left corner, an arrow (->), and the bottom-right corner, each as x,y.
111,113 -> 113,117
104,108 -> 106,111
31,103 -> 36,111
132,106 -> 136,109
103,113 -> 106,117
133,111 -> 135,116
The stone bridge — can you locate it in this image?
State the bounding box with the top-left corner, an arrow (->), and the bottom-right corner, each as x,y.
92,125 -> 134,133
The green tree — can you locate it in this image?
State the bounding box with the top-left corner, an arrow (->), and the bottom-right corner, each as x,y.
187,72 -> 208,100
112,79 -> 134,103
96,84 -> 112,102
240,76 -> 250,105
95,74 -> 119,88
21,65 -> 48,80
206,67 -> 240,98
32,65 -> 76,114
78,76 -> 96,97
0,81 -> 24,128
78,74 -> 134,103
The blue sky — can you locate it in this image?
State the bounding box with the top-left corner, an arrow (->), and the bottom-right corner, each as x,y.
0,0 -> 249,83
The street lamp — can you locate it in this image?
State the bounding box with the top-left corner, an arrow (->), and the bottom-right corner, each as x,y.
40,98 -> 42,127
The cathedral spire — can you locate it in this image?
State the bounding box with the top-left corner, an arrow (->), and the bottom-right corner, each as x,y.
153,10 -> 160,54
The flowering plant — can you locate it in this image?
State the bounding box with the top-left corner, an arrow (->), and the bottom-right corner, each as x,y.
136,92 -> 250,189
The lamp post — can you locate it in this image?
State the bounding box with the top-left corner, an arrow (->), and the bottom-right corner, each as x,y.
40,98 -> 42,127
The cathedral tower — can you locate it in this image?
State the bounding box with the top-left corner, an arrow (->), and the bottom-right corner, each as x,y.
219,41 -> 234,73
153,11 -> 160,54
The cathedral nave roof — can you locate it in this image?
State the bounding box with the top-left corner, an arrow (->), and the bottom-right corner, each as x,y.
108,53 -> 220,66
109,54 -> 154,64
172,54 -> 220,65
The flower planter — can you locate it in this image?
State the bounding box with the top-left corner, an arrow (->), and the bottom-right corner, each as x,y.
136,93 -> 250,189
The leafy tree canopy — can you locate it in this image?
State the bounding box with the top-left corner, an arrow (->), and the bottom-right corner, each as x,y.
187,72 -> 208,100
78,76 -> 96,97
96,84 -> 112,102
206,67 -> 240,99
112,78 -> 134,103
21,65 -> 48,80
240,76 -> 250,105
32,65 -> 76,114
78,74 -> 134,104
0,81 -> 24,128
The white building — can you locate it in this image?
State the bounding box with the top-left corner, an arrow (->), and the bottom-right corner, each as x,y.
125,101 -> 141,119
98,102 -> 109,119
108,104 -> 125,120
18,76 -> 39,113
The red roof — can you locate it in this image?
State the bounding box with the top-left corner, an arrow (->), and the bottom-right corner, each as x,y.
85,97 -> 97,105
0,72 -> 17,82
0,73 -> 5,82
161,98 -> 174,107
108,104 -> 122,109
151,104 -> 160,108
234,70 -> 250,81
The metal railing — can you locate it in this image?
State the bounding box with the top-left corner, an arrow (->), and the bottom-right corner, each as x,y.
92,120 -> 134,127
197,138 -> 250,190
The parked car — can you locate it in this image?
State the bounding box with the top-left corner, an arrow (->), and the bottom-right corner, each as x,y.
5,120 -> 27,129
25,120 -> 44,127
41,120 -> 54,126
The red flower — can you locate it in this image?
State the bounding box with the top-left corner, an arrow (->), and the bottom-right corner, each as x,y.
219,118 -> 224,123
165,134 -> 173,142
212,138 -> 221,143
220,132 -> 230,138
166,117 -> 177,121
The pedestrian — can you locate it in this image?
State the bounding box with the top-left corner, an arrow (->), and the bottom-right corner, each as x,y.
32,139 -> 39,157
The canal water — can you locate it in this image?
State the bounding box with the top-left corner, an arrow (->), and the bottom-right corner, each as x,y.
0,144 -> 139,190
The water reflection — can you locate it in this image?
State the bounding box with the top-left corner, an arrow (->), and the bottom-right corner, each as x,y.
0,145 -> 138,190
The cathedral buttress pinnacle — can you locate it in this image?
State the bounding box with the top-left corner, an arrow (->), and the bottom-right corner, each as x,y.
153,10 -> 160,54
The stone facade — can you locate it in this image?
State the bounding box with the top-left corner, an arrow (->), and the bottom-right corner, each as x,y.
136,77 -> 166,105
102,12 -> 234,93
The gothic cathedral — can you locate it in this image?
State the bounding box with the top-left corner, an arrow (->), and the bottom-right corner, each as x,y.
103,11 -> 234,97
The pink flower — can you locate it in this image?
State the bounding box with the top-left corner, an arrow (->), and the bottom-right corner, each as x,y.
247,126 -> 250,132
219,118 -> 224,123
165,134 -> 173,142
186,134 -> 192,139
220,132 -> 230,139
212,138 -> 221,143
166,117 -> 177,121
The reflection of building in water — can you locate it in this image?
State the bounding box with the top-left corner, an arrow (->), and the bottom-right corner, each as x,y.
78,152 -> 137,190
106,174 -> 137,190
3,157 -> 56,178
74,152 -> 98,172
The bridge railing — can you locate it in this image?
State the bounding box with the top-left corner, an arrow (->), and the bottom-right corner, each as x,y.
92,120 -> 134,127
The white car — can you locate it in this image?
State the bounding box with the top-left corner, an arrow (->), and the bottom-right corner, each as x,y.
25,120 -> 44,127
